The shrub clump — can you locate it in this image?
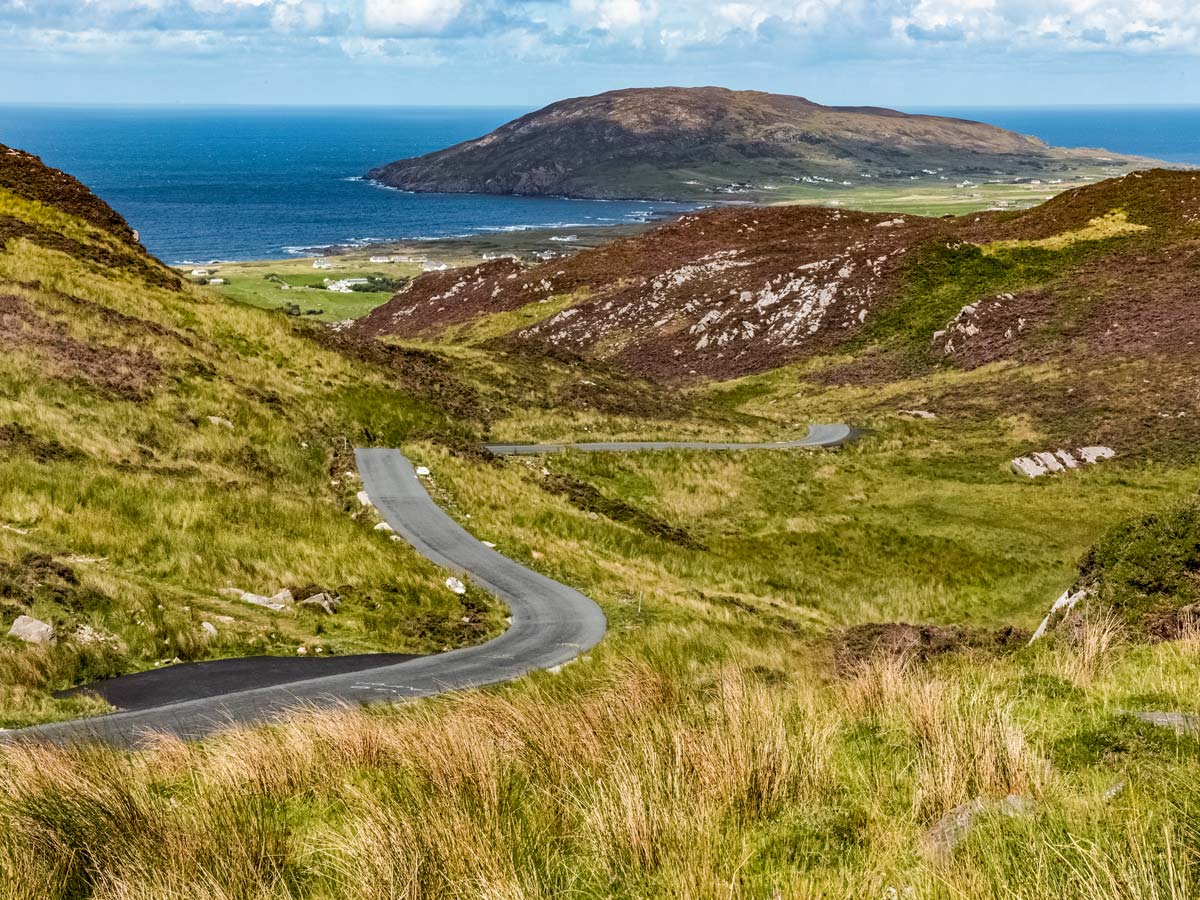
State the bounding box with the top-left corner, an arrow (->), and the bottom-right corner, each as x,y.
1077,493 -> 1200,636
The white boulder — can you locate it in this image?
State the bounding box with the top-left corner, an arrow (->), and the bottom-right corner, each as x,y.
1033,451 -> 1064,473
200,621 -> 219,639
357,490 -> 373,508
298,593 -> 341,615
1078,446 -> 1116,464
1030,588 -> 1089,642
239,592 -> 291,612
206,416 -> 234,430
1011,457 -> 1048,478
1013,445 -> 1115,478
1054,450 -> 1080,469
415,466 -> 431,476
7,615 -> 56,646
446,577 -> 467,595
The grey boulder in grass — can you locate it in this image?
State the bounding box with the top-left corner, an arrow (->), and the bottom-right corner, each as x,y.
7,615 -> 56,646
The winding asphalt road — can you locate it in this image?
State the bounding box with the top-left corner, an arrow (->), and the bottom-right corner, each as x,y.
10,426 -> 848,747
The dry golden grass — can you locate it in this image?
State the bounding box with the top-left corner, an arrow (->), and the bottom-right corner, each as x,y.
982,208 -> 1150,255
1060,606 -> 1126,687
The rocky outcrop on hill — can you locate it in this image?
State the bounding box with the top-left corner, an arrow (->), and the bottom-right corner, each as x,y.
353,169 -> 1200,383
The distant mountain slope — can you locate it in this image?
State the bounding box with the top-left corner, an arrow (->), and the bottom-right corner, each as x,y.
368,87 -> 1147,201
351,167 -> 1200,459
352,168 -> 1200,456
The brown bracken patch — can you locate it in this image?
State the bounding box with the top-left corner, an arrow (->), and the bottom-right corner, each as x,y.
0,423 -> 84,463
1,293 -> 162,400
834,622 -> 1028,673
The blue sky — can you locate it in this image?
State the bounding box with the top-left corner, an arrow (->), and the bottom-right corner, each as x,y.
0,0 -> 1195,107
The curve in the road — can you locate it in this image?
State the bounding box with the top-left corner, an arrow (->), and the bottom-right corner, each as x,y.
485,423 -> 854,455
10,425 -> 850,747
13,448 -> 605,747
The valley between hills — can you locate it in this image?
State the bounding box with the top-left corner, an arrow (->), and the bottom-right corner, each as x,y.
2,118 -> 1200,899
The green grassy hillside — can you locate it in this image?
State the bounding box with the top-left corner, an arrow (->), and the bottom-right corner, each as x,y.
2,149 -> 1200,899
0,146 -> 503,727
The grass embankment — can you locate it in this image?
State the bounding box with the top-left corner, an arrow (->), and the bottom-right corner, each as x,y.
4,364 -> 1199,895
198,254 -> 422,323
0,192 -> 503,727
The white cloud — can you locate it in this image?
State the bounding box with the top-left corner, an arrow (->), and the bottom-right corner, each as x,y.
362,0 -> 466,35
1,0 -> 1199,63
570,0 -> 656,32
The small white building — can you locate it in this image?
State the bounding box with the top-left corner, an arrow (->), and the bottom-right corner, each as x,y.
313,260 -> 332,270
327,278 -> 370,294
208,278 -> 226,285
191,268 -> 210,277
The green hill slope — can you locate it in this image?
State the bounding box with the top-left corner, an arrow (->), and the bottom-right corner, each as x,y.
0,146 -> 503,727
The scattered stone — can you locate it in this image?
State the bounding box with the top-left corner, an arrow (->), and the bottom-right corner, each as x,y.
531,550 -> 545,561
239,592 -> 291,612
1012,446 -> 1115,478
415,466 -> 431,476
899,409 -> 937,420
218,587 -> 246,599
1103,780 -> 1127,802
1125,710 -> 1200,735
200,621 -> 219,639
482,541 -> 497,548
373,521 -> 394,532
921,794 -> 1033,861
445,577 -> 467,595
1078,445 -> 1117,464
206,415 -> 234,430
357,490 -> 373,508
7,615 -> 56,646
1030,588 -> 1089,642
1032,451 -> 1064,473
1012,456 -> 1048,478
270,589 -> 294,606
298,592 -> 341,614
297,646 -> 308,655
1054,450 -> 1079,469
1,523 -> 30,535
72,624 -> 119,646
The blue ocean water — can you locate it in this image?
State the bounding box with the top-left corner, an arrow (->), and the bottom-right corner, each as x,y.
920,106 -> 1200,166
1,105 -> 1197,263
0,105 -> 694,263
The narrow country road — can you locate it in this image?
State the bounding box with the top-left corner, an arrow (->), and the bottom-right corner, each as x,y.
485,423 -> 854,455
10,426 -> 849,747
